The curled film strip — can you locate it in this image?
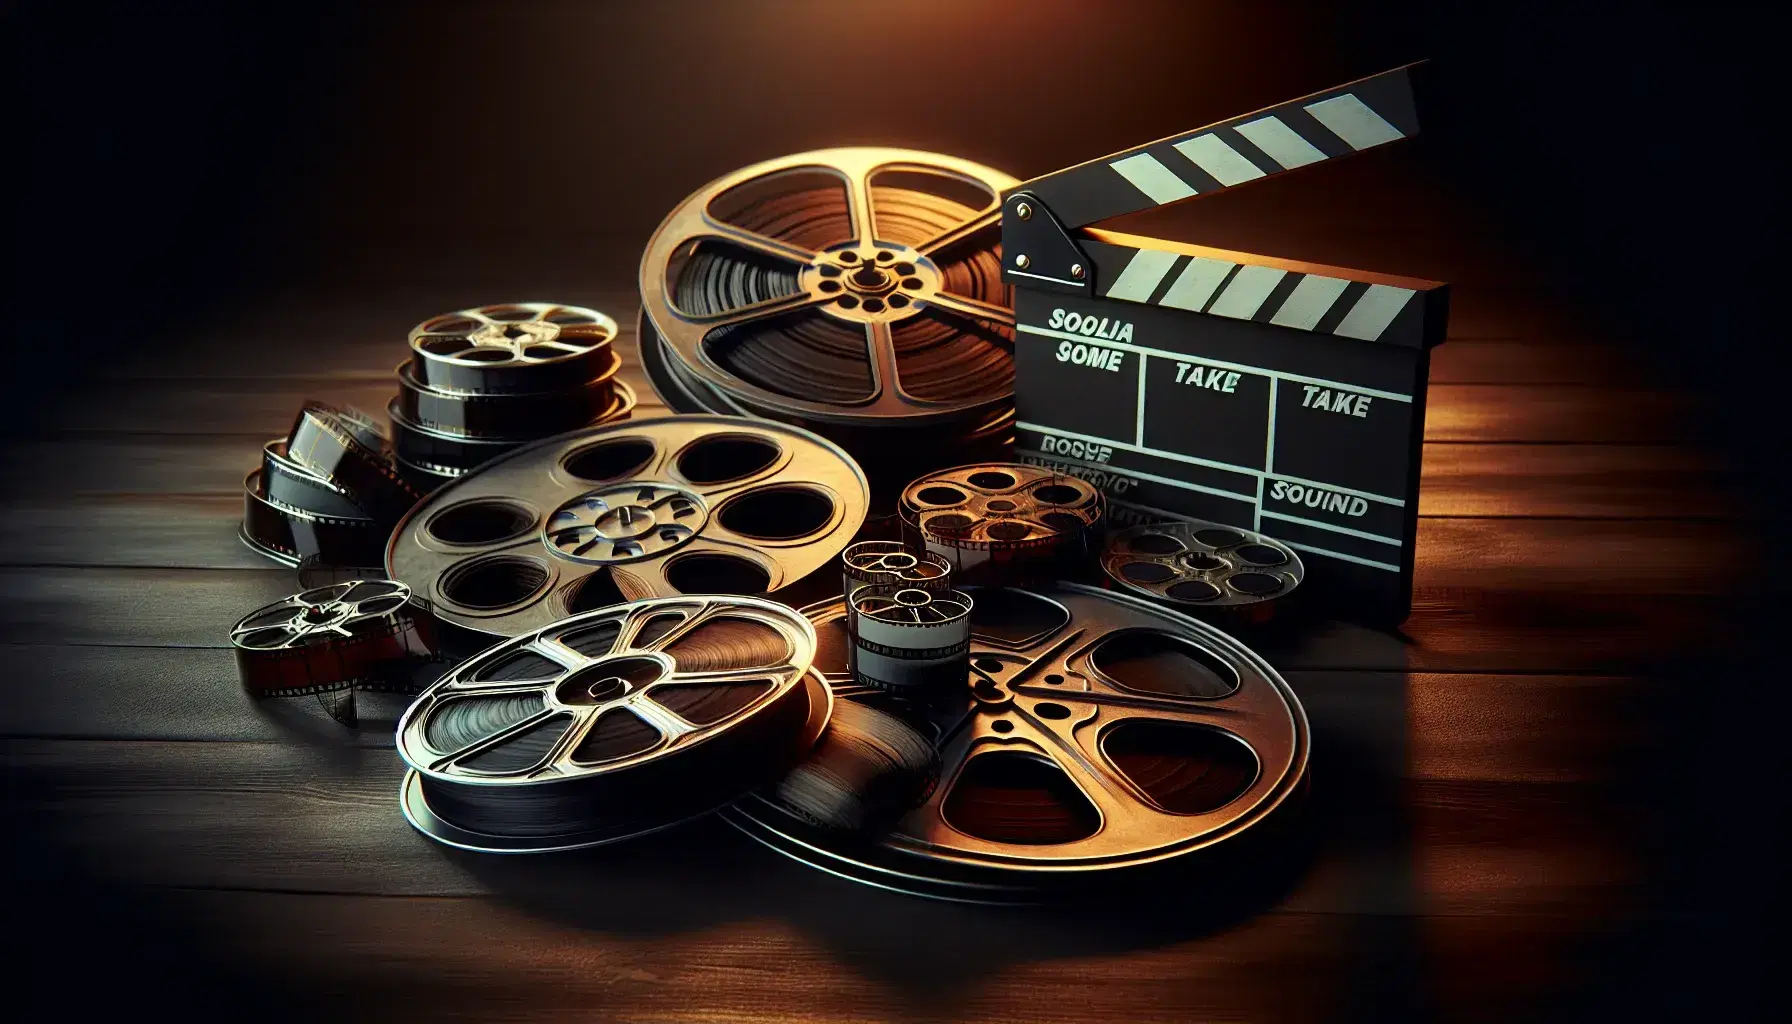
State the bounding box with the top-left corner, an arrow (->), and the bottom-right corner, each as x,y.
395,595 -> 829,853
1101,520 -> 1305,625
230,579 -> 438,725
899,462 -> 1104,586
847,582 -> 974,694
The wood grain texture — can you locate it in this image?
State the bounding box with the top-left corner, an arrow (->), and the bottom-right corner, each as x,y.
0,303 -> 1719,1020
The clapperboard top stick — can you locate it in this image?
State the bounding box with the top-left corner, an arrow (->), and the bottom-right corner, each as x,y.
997,62 -> 1450,625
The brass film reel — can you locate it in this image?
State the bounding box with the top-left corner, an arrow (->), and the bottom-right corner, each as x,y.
397,595 -> 829,853
899,463 -> 1105,585
729,583 -> 1310,903
638,148 -> 1020,495
1102,521 -> 1305,624
386,416 -> 871,638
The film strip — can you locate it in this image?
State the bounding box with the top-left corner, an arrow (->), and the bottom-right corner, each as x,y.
239,469 -> 388,568
1100,520 -> 1305,625
840,540 -> 951,598
898,462 -> 1104,585
846,582 -> 974,694
394,352 -> 624,439
285,402 -> 422,525
230,579 -> 439,725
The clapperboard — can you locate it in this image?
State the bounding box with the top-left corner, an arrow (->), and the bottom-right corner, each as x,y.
1000,64 -> 1448,623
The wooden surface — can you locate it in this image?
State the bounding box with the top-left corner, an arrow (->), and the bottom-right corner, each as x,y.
0,287 -> 1737,1021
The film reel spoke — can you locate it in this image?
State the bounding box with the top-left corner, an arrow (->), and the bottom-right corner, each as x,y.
924,290 -> 1017,329
915,205 -> 1003,259
696,217 -> 820,269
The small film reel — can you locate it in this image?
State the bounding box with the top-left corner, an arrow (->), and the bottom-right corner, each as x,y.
1101,521 -> 1305,624
230,579 -> 437,725
395,595 -> 830,852
847,583 -> 973,694
386,416 -> 871,639
840,539 -> 951,598
899,463 -> 1104,585
408,303 -> 619,395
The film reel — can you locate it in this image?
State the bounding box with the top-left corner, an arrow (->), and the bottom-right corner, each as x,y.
1101,521 -> 1306,625
396,595 -> 830,853
840,540 -> 951,598
847,583 -> 974,694
728,583 -> 1310,903
638,149 -> 1020,497
408,303 -> 619,395
386,416 -> 871,638
899,463 -> 1105,586
231,579 -> 437,725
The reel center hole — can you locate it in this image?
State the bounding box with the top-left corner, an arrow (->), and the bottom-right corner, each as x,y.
556,657 -> 666,706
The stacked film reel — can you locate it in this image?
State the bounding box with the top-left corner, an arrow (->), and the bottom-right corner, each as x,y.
899,463 -> 1105,586
396,595 -> 830,852
730,583 -> 1311,903
1101,521 -> 1305,625
242,403 -> 422,568
231,578 -> 439,725
387,415 -> 871,639
638,148 -> 1019,501
393,303 -> 635,491
839,540 -> 972,695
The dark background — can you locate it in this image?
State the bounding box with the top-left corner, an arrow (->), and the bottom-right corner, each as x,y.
5,1 -> 1779,1018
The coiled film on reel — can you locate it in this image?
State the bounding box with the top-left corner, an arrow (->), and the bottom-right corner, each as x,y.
637,148 -> 1021,500
386,416 -> 871,639
396,595 -> 830,852
729,583 -> 1310,903
1101,521 -> 1305,625
846,582 -> 974,694
231,578 -> 438,725
899,463 -> 1105,586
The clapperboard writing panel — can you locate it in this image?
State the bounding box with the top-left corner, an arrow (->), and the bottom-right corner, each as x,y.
1000,64 -> 1449,623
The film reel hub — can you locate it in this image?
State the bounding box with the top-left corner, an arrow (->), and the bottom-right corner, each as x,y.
543,483 -> 708,563
800,241 -> 944,324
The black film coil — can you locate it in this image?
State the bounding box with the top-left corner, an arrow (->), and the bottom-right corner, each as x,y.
230,579 -> 438,725
240,469 -> 387,568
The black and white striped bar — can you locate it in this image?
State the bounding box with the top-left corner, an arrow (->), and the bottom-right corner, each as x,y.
847,584 -> 974,694
1012,63 -> 1425,230
1079,229 -> 1445,348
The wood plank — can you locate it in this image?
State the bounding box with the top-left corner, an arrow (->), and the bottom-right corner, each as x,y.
0,439 -> 1733,524
0,516 -> 1740,671
1,733 -> 1630,921
14,886 -> 1397,1022
36,371 -> 1693,445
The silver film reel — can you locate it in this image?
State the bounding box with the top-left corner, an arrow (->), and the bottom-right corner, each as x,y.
386,416 -> 871,638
